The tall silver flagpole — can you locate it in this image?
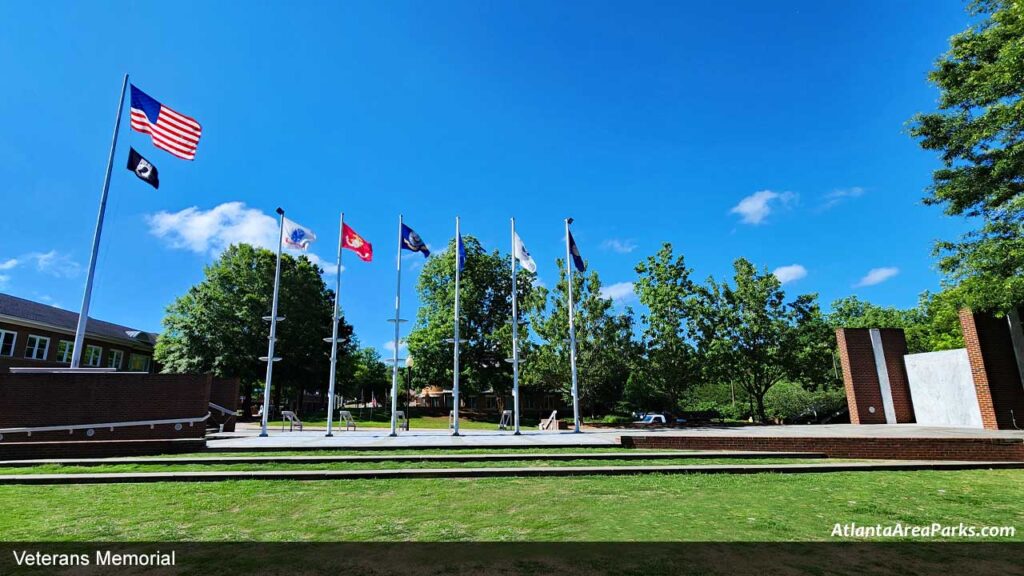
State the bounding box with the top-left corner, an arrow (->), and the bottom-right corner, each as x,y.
389,215 -> 404,437
452,216 -> 462,436
71,73 -> 129,368
511,217 -> 521,435
260,208 -> 287,437
565,218 -> 581,433
325,212 -> 344,437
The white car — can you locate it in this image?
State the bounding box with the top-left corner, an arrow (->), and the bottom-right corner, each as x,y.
634,414 -> 667,425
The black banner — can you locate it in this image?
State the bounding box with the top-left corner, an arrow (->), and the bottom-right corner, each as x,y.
0,543 -> 1021,575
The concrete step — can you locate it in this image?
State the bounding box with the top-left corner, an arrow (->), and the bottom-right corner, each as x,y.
1,460 -> 1021,484
0,450 -> 826,468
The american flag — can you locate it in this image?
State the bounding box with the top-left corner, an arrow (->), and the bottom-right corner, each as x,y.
129,85 -> 202,160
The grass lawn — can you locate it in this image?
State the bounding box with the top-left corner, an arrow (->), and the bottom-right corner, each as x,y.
0,469 -> 1020,541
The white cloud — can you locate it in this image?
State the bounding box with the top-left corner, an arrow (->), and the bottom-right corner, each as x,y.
146,202 -> 338,275
601,239 -> 638,254
773,264 -> 807,285
600,282 -> 636,305
36,294 -> 61,308
383,339 -> 408,357
855,267 -> 899,287
0,251 -> 81,282
0,274 -> 8,289
730,190 -> 796,225
821,187 -> 865,210
31,250 -> 81,278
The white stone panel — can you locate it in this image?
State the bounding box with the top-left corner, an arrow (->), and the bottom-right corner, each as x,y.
904,348 -> 983,428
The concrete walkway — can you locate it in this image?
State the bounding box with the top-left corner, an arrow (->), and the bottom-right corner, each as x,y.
1,460 -> 1020,484
0,450 -> 827,468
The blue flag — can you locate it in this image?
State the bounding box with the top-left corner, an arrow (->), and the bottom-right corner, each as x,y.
401,223 -> 430,258
457,233 -> 466,272
568,230 -> 586,272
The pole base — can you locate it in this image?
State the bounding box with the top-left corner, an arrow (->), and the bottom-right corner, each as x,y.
451,432 -> 460,437
259,433 -> 268,438
513,431 -> 521,436
389,433 -> 398,437
325,433 -> 334,437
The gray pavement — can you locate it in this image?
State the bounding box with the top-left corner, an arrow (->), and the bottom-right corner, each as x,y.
206,423 -> 1024,452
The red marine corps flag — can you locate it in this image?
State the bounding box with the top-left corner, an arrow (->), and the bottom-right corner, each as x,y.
342,223 -> 373,262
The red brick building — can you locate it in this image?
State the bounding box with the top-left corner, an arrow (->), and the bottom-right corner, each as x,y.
0,292 -> 157,374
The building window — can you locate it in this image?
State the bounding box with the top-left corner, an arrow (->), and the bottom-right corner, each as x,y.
0,329 -> 16,357
128,353 -> 151,372
107,349 -> 124,370
24,335 -> 49,360
56,340 -> 74,363
84,345 -> 103,367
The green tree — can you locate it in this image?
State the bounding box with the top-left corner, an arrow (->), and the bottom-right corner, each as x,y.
527,260 -> 636,417
350,346 -> 390,404
632,243 -> 702,411
908,0 -> 1024,313
694,258 -> 831,422
405,236 -> 540,412
155,243 -> 353,417
828,292 -> 964,353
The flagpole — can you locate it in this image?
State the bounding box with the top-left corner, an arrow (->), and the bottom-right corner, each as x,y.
71,73 -> 129,369
389,215 -> 403,437
452,216 -> 462,436
260,208 -> 286,437
325,212 -> 344,437
511,217 -> 521,435
565,218 -> 581,433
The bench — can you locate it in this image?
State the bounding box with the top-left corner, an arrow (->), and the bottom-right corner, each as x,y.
281,410 -> 303,432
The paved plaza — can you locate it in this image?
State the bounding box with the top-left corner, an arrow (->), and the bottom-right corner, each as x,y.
208,423 -> 1024,451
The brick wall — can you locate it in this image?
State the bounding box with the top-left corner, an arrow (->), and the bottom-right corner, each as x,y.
837,328 -> 878,424
0,372 -> 211,443
961,309 -> 1024,430
210,377 -> 240,432
621,435 -> 1024,462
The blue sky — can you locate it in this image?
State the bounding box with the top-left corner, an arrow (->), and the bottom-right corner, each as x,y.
0,1 -> 973,357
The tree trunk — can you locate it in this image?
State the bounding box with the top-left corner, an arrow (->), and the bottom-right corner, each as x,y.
754,393 -> 767,423
241,382 -> 253,421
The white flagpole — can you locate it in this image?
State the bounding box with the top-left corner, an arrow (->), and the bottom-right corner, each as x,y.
71,73 -> 129,369
452,216 -> 462,436
511,217 -> 521,435
389,215 -> 404,437
565,218 -> 581,433
260,207 -> 286,437
325,212 -> 344,437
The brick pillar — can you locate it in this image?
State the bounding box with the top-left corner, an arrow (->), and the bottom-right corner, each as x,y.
960,308 -> 1024,430
878,329 -> 915,423
837,328 -> 914,424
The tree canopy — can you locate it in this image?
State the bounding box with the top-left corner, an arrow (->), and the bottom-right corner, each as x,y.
909,0 -> 1024,313
155,243 -> 355,416
405,235 -> 540,408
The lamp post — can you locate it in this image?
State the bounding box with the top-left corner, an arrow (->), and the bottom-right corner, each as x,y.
405,356 -> 414,430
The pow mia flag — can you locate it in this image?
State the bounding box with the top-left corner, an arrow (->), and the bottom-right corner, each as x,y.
126,147 -> 159,189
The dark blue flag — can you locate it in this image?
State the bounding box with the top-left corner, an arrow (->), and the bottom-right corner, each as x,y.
568,230 -> 586,272
401,223 -> 430,258
457,233 -> 466,272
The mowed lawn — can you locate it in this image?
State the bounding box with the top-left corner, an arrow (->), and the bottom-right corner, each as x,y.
0,469 -> 1020,541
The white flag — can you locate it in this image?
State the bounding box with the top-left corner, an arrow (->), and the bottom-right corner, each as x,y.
513,231 -> 537,273
282,217 -> 317,251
